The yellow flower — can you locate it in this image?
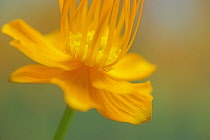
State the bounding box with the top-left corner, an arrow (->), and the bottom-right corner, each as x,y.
2,0 -> 156,124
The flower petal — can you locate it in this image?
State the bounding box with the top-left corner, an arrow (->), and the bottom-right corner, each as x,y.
58,0 -> 64,12
51,67 -> 97,112
90,70 -> 153,124
96,88 -> 153,125
45,30 -> 63,51
2,19 -> 82,70
91,69 -> 152,95
10,64 -> 64,83
107,53 -> 156,81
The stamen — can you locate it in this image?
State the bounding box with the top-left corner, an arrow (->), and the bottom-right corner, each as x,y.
99,0 -> 120,68
86,0 -> 114,67
61,0 -> 144,70
78,0 -> 99,61
60,0 -> 76,54
67,30 -> 120,70
127,0 -> 144,50
68,31 -> 95,59
106,0 -> 144,68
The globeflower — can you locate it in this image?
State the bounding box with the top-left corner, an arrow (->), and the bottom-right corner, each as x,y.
2,0 -> 155,125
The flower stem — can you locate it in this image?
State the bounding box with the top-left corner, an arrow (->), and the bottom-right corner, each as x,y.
53,105 -> 75,140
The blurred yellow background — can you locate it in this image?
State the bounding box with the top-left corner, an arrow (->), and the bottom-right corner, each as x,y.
1,0 -> 210,140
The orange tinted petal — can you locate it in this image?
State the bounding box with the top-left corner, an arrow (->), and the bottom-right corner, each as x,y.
51,67 -> 96,112
95,88 -> 153,125
107,53 -> 156,81
45,30 -> 63,51
90,70 -> 153,124
58,0 -> 64,12
91,69 -> 152,95
2,20 -> 81,70
10,64 -> 64,83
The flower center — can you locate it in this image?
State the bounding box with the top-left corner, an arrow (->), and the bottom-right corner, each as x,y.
67,31 -> 121,70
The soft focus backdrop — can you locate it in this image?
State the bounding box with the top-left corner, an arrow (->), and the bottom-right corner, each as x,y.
1,0 -> 210,140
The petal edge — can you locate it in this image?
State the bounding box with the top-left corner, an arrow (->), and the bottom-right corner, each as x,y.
96,89 -> 153,125
107,53 -> 156,81
10,64 -> 64,83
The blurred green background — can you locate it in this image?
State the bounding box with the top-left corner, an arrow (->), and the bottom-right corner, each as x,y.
1,0 -> 210,140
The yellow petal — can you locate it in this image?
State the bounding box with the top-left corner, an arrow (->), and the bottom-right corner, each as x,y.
96,88 -> 153,125
91,69 -> 152,95
51,67 -> 96,112
2,19 -> 81,70
58,0 -> 64,12
90,70 -> 153,124
10,64 -> 64,83
107,53 -> 156,81
45,30 -> 63,51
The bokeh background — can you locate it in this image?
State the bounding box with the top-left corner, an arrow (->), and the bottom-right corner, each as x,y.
1,0 -> 210,140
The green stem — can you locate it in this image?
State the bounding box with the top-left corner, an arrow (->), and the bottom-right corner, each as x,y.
53,105 -> 75,140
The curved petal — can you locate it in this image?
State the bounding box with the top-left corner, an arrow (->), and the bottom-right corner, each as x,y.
95,87 -> 153,125
45,30 -> 63,51
91,68 -> 152,95
2,19 -> 82,70
90,70 -> 153,124
51,67 -> 97,112
10,64 -> 64,83
107,53 -> 156,81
